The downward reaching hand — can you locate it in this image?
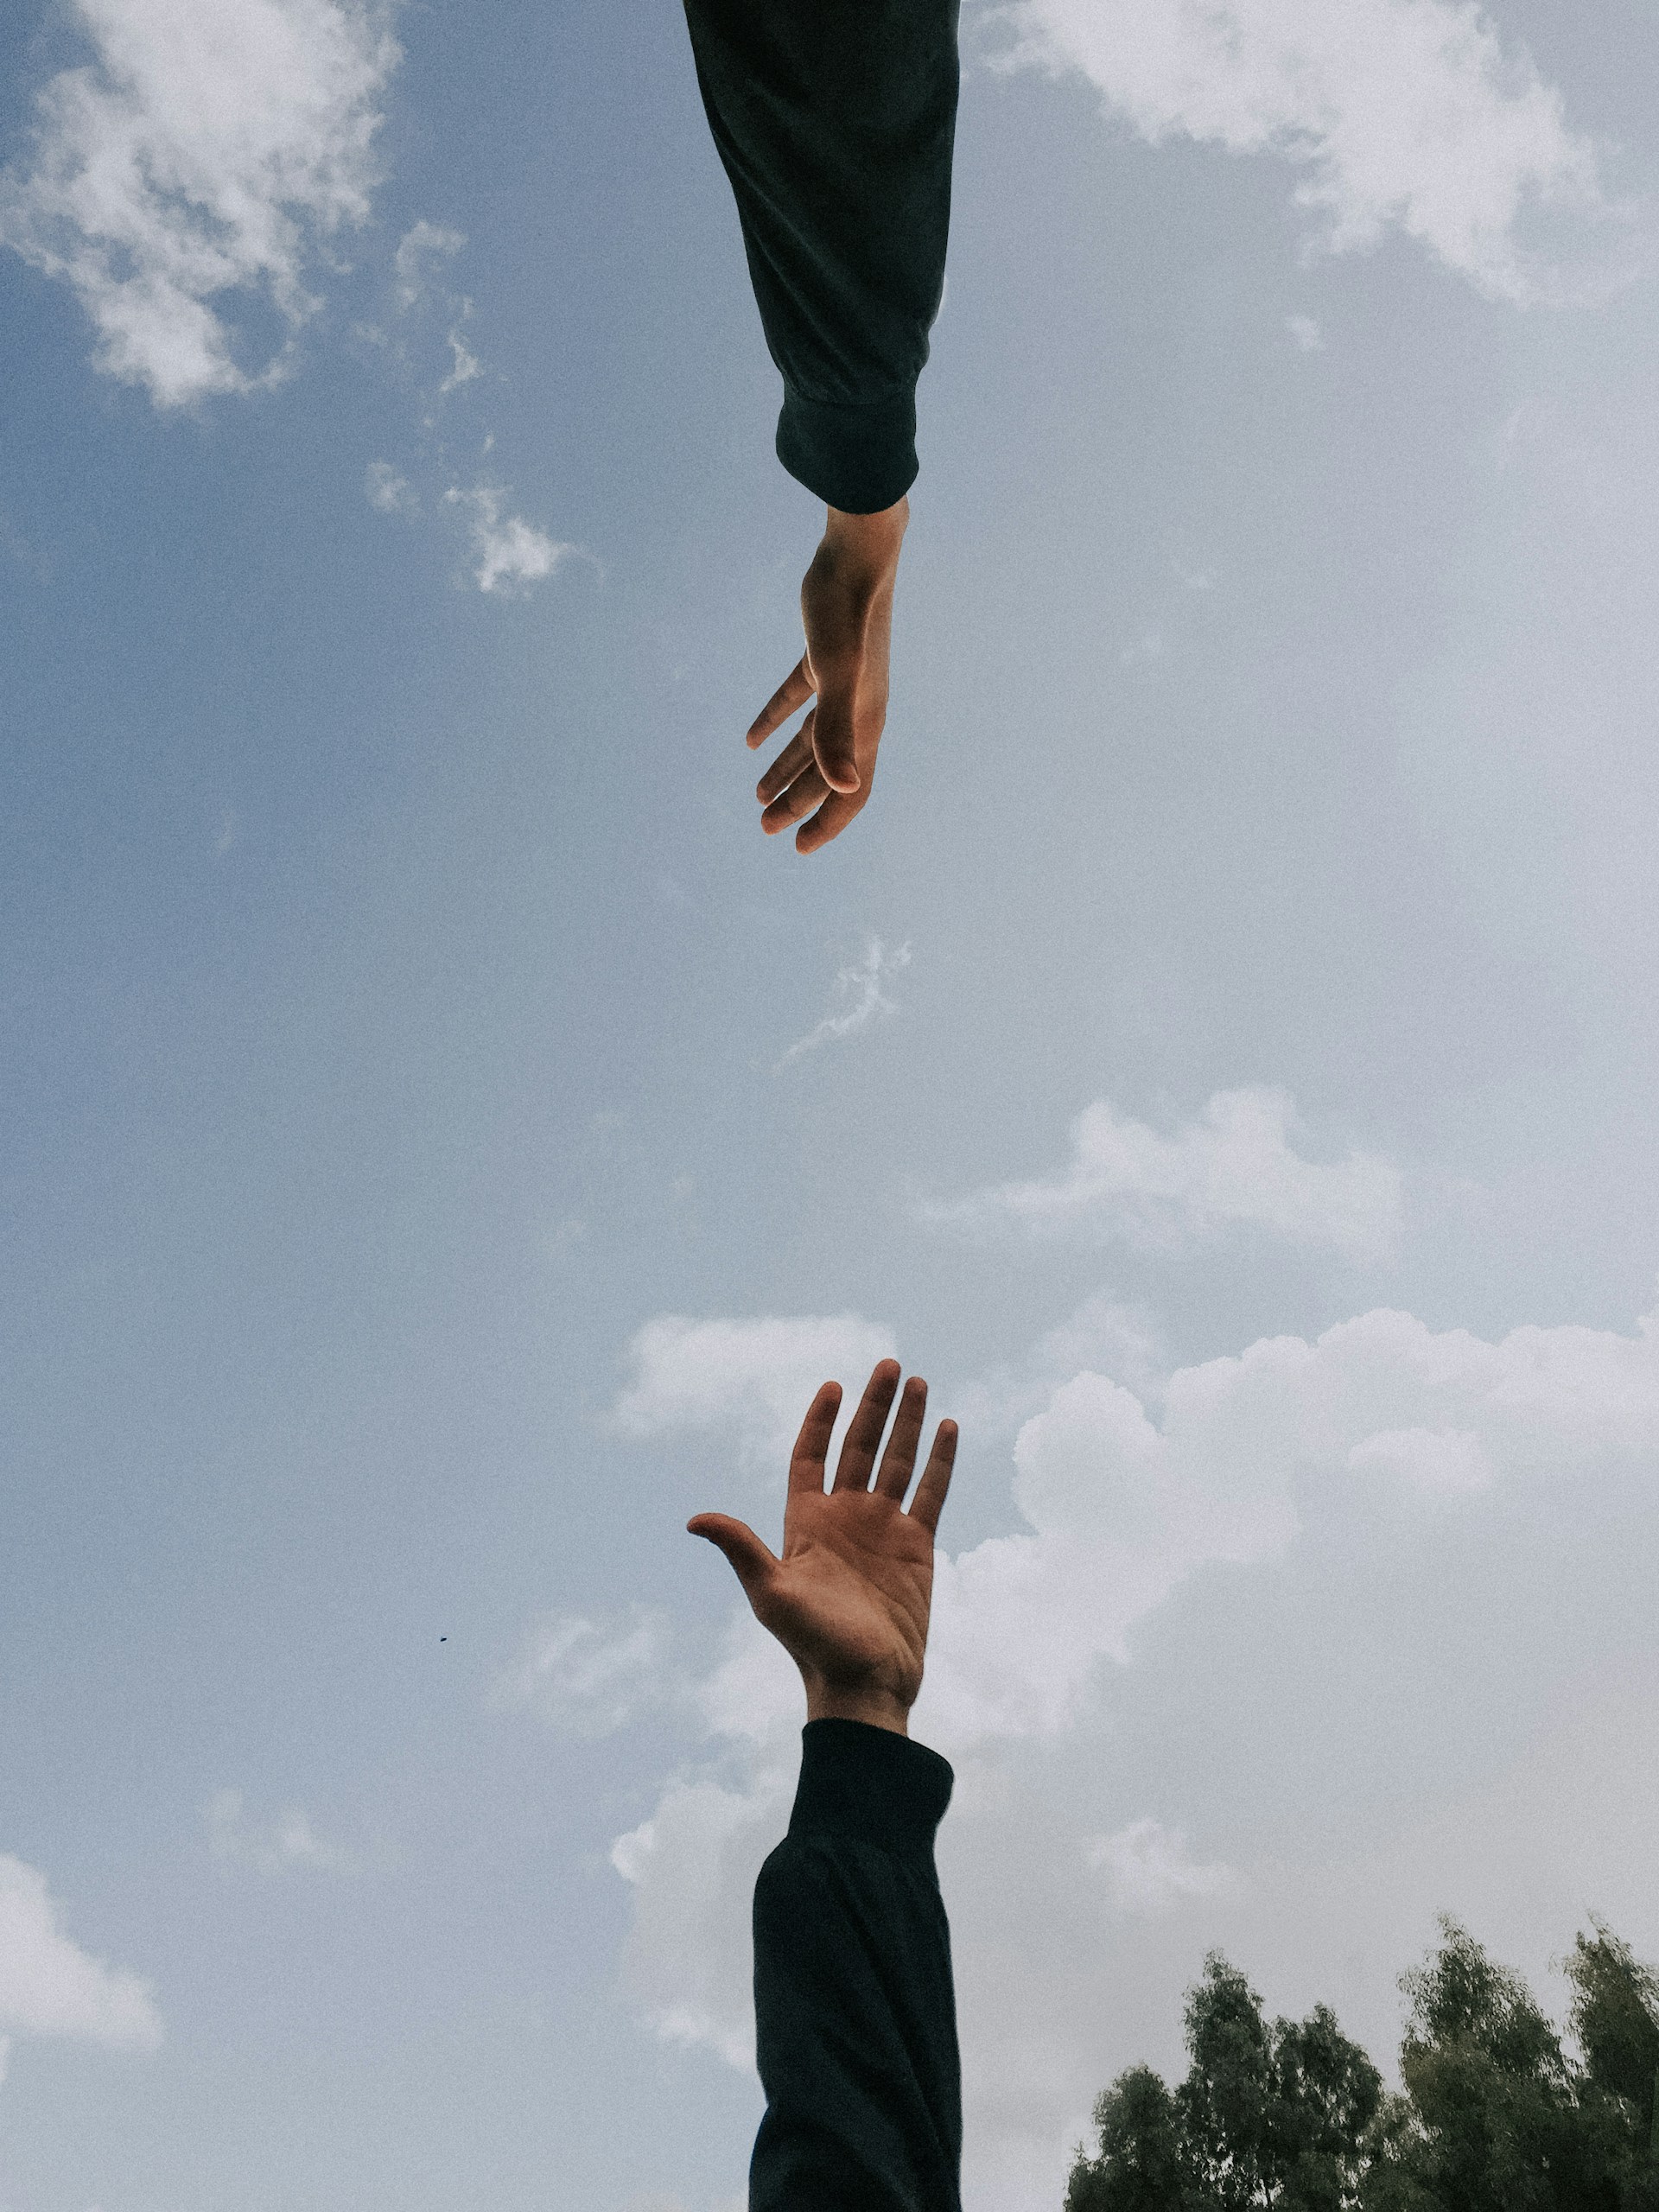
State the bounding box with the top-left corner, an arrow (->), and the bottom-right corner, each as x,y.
688,1358 -> 957,1735
747,499 -> 908,855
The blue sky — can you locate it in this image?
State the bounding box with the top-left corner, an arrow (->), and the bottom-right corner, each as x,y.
3,2 -> 1659,2208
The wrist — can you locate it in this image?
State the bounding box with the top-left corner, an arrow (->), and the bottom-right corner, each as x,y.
822,496 -> 908,577
802,1674 -> 912,1737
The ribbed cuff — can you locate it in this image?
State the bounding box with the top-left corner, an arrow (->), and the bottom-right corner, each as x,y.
788,1719 -> 954,1857
776,386 -> 919,515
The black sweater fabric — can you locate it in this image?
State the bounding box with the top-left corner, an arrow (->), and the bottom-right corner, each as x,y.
751,1719 -> 962,2212
682,0 -> 962,513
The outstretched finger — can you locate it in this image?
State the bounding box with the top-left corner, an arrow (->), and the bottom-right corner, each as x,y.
747,658 -> 816,750
810,674 -> 861,795
756,714 -> 816,807
687,1513 -> 779,1605
795,784 -> 868,855
763,762 -> 830,839
874,1375 -> 929,1500
906,1420 -> 958,1535
831,1358 -> 902,1492
788,1380 -> 842,1494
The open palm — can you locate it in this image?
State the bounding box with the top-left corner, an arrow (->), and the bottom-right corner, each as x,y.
689,1360 -> 957,1732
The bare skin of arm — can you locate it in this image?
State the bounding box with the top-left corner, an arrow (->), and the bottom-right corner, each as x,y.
747,501 -> 909,858
688,1357 -> 957,1734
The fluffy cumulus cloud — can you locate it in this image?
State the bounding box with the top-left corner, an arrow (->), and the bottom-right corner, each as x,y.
607,1311 -> 899,1475
600,1293 -> 1659,2208
0,1855 -> 162,2082
0,0 -> 398,405
994,0 -> 1606,302
923,1086 -> 1401,1260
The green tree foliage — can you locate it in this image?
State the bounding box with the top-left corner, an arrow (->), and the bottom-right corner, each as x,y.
1068,1922 -> 1659,2212
1066,1954 -> 1380,2210
1065,2065 -> 1194,2212
1565,1922 -> 1659,2212
1567,1921 -> 1659,2157
1271,2002 -> 1387,2210
1363,1916 -> 1596,2210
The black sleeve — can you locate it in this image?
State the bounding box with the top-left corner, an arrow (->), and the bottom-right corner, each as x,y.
750,1719 -> 963,2212
681,0 -> 961,514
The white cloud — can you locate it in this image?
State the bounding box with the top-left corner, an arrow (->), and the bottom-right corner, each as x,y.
443,485 -> 576,595
922,1086 -> 1401,1260
364,461 -> 416,515
392,219 -> 463,312
777,937 -> 911,1067
954,1289 -> 1166,1442
993,0 -> 1607,302
1087,1820 -> 1237,1912
439,323 -> 482,393
207,1789 -> 347,1874
1287,311 -> 1325,350
0,0 -> 398,406
920,1298 -> 1659,1748
385,226 -> 485,391
611,1769 -> 787,2071
1346,1421 -> 1491,1492
0,1856 -> 162,2057
601,1292 -> 1659,2207
607,1311 -> 899,1475
493,1609 -> 672,1736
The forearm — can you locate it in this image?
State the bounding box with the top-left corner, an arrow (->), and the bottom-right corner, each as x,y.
751,1720 -> 962,2212
682,0 -> 961,512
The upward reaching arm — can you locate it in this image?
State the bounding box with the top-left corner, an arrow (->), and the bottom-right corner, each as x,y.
681,2 -> 960,850
690,1361 -> 963,2212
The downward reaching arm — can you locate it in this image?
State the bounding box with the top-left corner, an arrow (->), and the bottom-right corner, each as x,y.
681,2 -> 960,850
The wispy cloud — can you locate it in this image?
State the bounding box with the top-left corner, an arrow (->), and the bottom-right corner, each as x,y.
1086,1820 -> 1237,1913
778,937 -> 911,1068
387,222 -> 484,392
442,484 -> 581,595
364,461 -> 417,516
0,505 -> 50,583
992,0 -> 1616,303
0,0 -> 398,406
493,1610 -> 673,1737
364,225 -> 585,594
391,219 -> 464,314
439,323 -> 482,394
206,1789 -> 350,1875
920,1086 -> 1402,1261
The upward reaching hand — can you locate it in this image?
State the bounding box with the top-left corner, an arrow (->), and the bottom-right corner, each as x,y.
688,1358 -> 957,1735
747,499 -> 908,855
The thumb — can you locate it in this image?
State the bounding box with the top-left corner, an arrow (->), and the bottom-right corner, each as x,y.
687,1513 -> 779,1604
